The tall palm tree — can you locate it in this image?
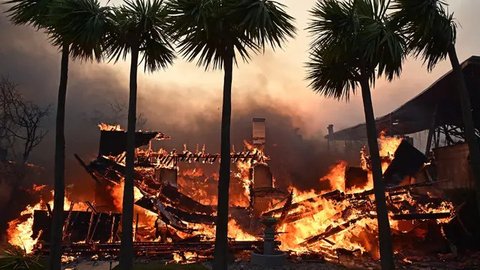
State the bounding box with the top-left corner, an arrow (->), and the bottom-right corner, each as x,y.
105,0 -> 174,269
307,0 -> 406,268
167,0 -> 295,268
5,0 -> 110,269
392,0 -> 480,217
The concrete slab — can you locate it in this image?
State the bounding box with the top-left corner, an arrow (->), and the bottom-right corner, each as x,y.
251,252 -> 286,267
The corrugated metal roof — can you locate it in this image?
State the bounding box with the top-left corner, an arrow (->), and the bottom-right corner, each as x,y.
327,56 -> 480,140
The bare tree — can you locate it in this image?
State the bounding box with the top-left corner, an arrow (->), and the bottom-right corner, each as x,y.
0,77 -> 20,161
0,76 -> 50,163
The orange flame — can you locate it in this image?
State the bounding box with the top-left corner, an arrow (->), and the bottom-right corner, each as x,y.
7,188 -> 88,253
98,123 -> 123,131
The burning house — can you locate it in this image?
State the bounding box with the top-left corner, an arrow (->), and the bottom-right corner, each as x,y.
325,55 -> 480,254
6,112 -> 467,267
7,67 -> 480,268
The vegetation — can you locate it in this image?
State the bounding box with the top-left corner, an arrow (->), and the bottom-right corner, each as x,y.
4,0 -> 110,268
167,0 -> 295,268
391,0 -> 480,219
0,76 -> 49,163
105,0 -> 175,269
307,0 -> 406,268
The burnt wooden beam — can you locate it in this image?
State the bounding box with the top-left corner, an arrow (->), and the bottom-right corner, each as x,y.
86,201 -> 98,214
62,202 -> 75,241
46,203 -> 52,216
301,216 -> 369,246
74,154 -> 100,183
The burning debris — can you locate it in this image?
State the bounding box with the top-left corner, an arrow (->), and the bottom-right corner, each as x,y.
5,119 -> 472,267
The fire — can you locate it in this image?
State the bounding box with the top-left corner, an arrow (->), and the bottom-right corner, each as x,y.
378,131 -> 402,158
7,187 -> 88,254
107,181 -> 159,240
172,251 -> 198,263
320,161 -> 347,192
233,160 -> 253,207
186,219 -> 256,242
32,184 -> 47,192
98,123 -> 123,131
276,187 -> 377,256
6,132 -> 454,262
177,168 -> 218,206
227,219 -> 256,241
272,135 -> 454,259
7,203 -> 42,254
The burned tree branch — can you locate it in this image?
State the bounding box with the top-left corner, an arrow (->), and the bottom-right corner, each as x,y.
0,76 -> 50,163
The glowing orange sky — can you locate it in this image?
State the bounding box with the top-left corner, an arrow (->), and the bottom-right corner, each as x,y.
0,0 -> 479,191
108,0 -> 480,136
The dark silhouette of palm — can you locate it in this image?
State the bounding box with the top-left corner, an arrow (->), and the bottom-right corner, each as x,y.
307,0 -> 406,269
5,0 -> 110,269
105,0 -> 175,269
392,0 -> 480,218
167,0 -> 295,268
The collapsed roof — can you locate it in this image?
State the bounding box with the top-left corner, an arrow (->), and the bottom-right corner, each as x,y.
99,130 -> 169,156
327,56 -> 480,141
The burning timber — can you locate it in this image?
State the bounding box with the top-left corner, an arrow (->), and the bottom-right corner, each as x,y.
7,120 -> 473,266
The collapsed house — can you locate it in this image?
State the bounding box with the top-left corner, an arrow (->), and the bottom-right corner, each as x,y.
10,56 -> 480,262
325,55 -> 480,251
79,118 -> 286,233
22,118 -> 459,262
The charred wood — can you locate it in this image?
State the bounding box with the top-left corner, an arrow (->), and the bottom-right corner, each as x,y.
74,154 -> 100,183
301,216 -> 370,246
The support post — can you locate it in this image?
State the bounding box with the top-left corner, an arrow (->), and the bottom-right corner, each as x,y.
425,105 -> 438,155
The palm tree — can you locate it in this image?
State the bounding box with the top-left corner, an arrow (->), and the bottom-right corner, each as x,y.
167,0 -> 295,268
392,0 -> 480,217
307,0 -> 406,268
105,1 -> 174,269
5,0 -> 110,269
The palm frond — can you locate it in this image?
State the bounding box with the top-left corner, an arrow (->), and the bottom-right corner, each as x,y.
306,46 -> 359,101
106,0 -> 175,71
391,0 -> 455,70
232,0 -> 295,50
168,0 -> 238,69
47,0 -> 111,61
167,0 -> 295,70
4,0 -> 51,29
308,0 -> 358,50
307,0 -> 406,99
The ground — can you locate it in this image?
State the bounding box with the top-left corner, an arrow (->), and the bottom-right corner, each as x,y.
111,262 -> 207,270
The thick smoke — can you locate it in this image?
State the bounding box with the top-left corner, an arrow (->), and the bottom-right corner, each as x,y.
0,9 -> 359,186
0,10 -> 361,240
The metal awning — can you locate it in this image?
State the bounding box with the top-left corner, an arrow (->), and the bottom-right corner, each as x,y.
328,56 -> 480,140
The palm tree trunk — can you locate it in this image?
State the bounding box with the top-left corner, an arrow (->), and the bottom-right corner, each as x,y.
213,46 -> 234,270
49,42 -> 69,270
359,79 -> 395,270
448,47 -> 480,217
119,47 -> 139,270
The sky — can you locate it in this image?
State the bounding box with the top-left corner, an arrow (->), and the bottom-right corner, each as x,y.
0,0 -> 480,191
